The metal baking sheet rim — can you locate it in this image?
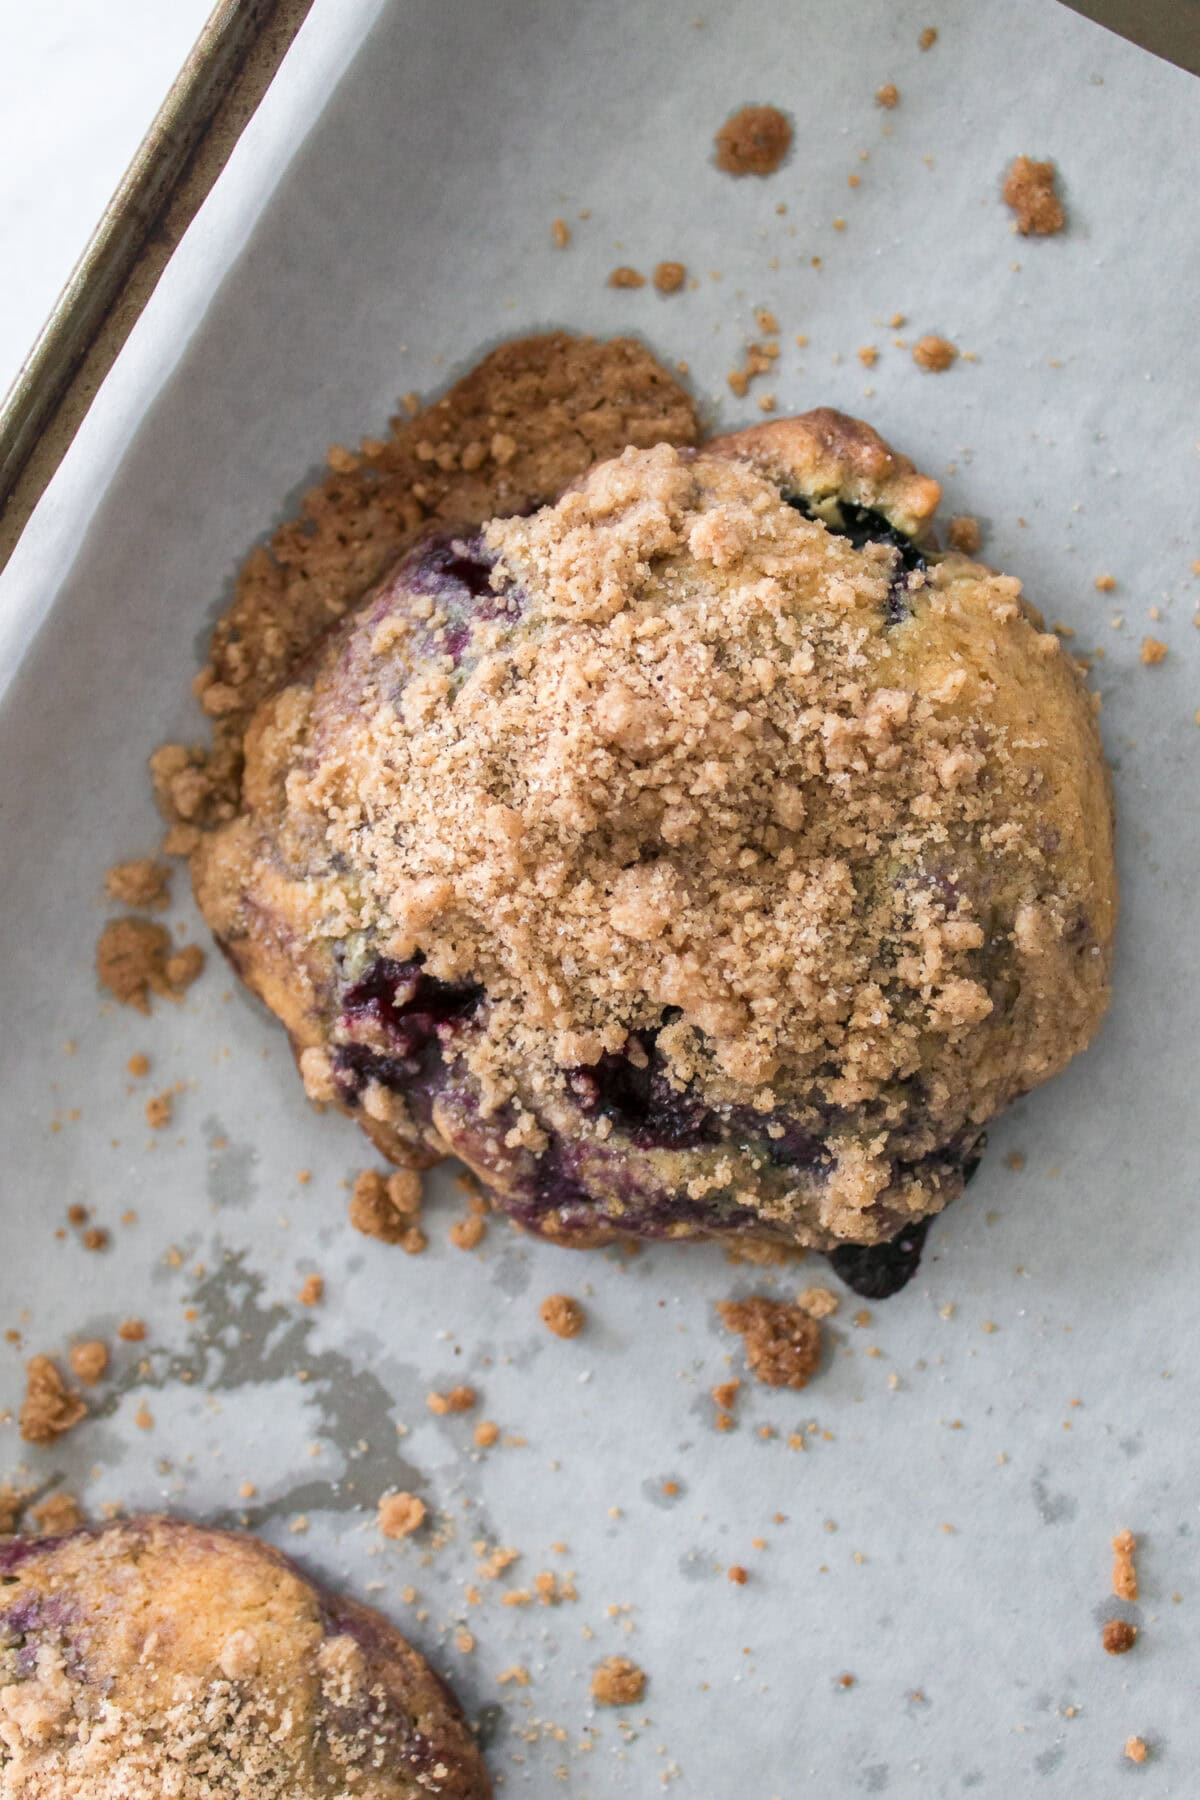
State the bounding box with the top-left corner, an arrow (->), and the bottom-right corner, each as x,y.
0,0 -> 317,576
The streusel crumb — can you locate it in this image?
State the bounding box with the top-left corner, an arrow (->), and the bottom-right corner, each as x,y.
1112,1529 -> 1138,1601
105,858 -> 170,910
20,1356 -> 87,1444
540,1294 -> 585,1339
608,266 -> 646,289
876,83 -> 899,108
1003,156 -> 1065,236
378,1491 -> 426,1538
913,334 -> 958,371
591,1655 -> 646,1705
1102,1619 -> 1136,1655
653,261 -> 687,293
718,1297 -> 821,1389
29,1491 -> 84,1535
1125,1737 -> 1148,1763
68,1340 -> 109,1385
947,516 -> 981,554
715,105 -> 792,176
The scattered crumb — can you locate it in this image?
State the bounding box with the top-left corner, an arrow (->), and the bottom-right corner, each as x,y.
0,1486 -> 27,1534
474,1420 -> 499,1448
797,1286 -> 839,1319
1125,1737 -> 1148,1764
82,1228 -> 108,1253
144,1091 -> 173,1130
1102,1620 -> 1137,1656
551,219 -> 570,249
449,1210 -> 487,1250
857,346 -> 878,367
379,1491 -> 426,1539
715,105 -> 792,177
297,1274 -> 324,1307
1112,1530 -> 1138,1601
126,1053 -> 150,1078
540,1294 -> 585,1339
117,1319 -> 146,1342
717,1297 -> 821,1389
608,266 -> 646,289
133,1405 -> 154,1431
104,858 -> 170,910
68,1340 -> 109,1386
653,262 -> 687,294
348,1168 -> 425,1247
20,1356 -> 87,1444
947,516 -> 982,555
96,918 -> 203,1012
28,1492 -> 84,1536
165,944 -> 205,993
727,1564 -> 748,1585
876,83 -> 899,108
498,1666 -> 530,1687
919,26 -> 937,49
912,334 -> 958,371
427,1386 -> 477,1415
1140,637 -> 1167,665
839,1671 -> 856,1688
726,339 -> 778,397
591,1655 -> 646,1706
1003,156 -> 1065,236
1094,574 -> 1116,592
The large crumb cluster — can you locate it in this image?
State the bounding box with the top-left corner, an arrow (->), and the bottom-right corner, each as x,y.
717,1296 -> 822,1389
591,1655 -> 646,1705
1003,156 -> 1065,236
714,106 -> 792,176
153,334 -> 697,836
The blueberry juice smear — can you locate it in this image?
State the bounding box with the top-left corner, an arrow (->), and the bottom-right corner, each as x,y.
828,1218 -> 930,1299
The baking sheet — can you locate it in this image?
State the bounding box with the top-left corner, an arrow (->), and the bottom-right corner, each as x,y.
1,0 -> 1198,1792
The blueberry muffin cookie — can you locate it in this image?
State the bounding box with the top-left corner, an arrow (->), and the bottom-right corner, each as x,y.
0,1516 -> 489,1797
192,402 -> 1115,1257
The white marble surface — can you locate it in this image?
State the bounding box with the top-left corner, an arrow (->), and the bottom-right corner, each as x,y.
0,0 -> 212,398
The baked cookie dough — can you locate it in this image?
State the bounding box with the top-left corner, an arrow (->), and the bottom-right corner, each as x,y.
190,356 -> 1114,1257
0,1515 -> 489,1798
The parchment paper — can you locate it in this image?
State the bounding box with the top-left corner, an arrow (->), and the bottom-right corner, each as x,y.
1,1 -> 1198,1793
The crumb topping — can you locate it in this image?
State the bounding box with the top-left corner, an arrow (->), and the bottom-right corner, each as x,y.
67,1341 -> 109,1386
19,1356 -> 87,1445
379,1492 -> 427,1538
876,83 -> 899,108
539,1295 -> 585,1339
96,919 -> 203,1012
591,1655 -> 646,1705
946,516 -> 981,555
1112,1530 -> 1138,1601
105,858 -> 171,910
912,334 -> 958,372
1102,1619 -> 1136,1655
717,1297 -> 821,1388
715,106 -> 793,176
1003,156 -> 1065,236
653,262 -> 687,294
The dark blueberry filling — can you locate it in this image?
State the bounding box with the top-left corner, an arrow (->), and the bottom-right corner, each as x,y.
783,491 -> 925,626
569,1026 -> 722,1151
829,1218 -> 931,1299
336,957 -> 483,1112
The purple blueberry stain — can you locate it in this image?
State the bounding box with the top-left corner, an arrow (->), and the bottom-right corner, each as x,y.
402,530 -> 524,664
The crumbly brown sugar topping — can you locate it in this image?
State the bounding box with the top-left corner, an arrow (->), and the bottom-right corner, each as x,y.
156,334 -> 697,834
216,435 -> 1111,1238
1003,156 -> 1065,236
714,106 -> 793,176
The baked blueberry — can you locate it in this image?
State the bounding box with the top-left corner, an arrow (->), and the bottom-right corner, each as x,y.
193,404 -> 1115,1258
0,1515 -> 489,1797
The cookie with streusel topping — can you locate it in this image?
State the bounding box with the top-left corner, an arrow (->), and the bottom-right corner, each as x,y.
0,1516 -> 489,1798
192,406 -> 1114,1256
